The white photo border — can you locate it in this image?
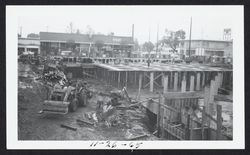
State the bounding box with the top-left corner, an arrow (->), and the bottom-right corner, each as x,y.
6,5 -> 244,149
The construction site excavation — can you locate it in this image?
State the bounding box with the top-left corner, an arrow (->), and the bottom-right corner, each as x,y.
17,7 -> 235,142
18,56 -> 233,140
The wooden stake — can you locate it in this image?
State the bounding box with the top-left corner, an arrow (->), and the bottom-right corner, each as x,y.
162,107 -> 166,138
174,72 -> 178,91
157,94 -> 161,137
163,75 -> 168,94
181,75 -> 186,92
150,72 -> 154,92
170,72 -> 172,89
202,72 -> 205,88
220,72 -> 223,87
201,106 -> 206,140
190,75 -> 195,91
190,117 -> 193,140
185,114 -> 190,140
196,72 -> 201,91
216,104 -> 222,140
118,71 -> 120,88
204,86 -> 210,114
126,71 -> 128,88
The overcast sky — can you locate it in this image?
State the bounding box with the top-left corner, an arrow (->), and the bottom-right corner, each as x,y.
17,6 -> 241,44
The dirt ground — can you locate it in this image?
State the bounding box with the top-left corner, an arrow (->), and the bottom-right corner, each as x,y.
18,63 -> 159,140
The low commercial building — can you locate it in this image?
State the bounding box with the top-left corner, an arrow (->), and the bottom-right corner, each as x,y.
39,32 -> 134,57
142,39 -> 233,59
18,37 -> 40,55
179,39 -> 233,57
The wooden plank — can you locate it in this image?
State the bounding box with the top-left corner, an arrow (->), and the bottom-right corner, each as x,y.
163,91 -> 200,99
204,111 -> 218,123
216,104 -> 222,140
164,127 -> 183,140
127,134 -> 149,140
60,124 -> 77,131
76,119 -> 94,126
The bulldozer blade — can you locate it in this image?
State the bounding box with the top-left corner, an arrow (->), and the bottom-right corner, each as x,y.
41,101 -> 70,115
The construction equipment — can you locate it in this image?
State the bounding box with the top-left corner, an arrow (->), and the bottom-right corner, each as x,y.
39,81 -> 90,115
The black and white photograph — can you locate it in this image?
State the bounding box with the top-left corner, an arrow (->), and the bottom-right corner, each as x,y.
6,5 -> 244,149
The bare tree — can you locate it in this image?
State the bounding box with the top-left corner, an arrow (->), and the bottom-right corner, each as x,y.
66,22 -> 75,33
86,25 -> 95,38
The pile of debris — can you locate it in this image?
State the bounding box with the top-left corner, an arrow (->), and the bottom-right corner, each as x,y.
73,87 -> 157,140
36,65 -> 68,88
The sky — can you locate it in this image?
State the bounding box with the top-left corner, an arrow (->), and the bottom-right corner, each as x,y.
17,6 -> 240,44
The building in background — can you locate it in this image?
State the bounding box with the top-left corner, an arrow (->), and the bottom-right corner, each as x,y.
39,32 -> 134,57
18,37 -> 40,55
179,39 -> 233,58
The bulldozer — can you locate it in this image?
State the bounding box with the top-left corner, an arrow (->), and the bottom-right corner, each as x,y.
39,81 -> 91,115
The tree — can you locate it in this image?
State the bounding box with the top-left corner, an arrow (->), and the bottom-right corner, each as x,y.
95,40 -> 104,51
108,32 -> 114,36
66,39 -> 76,52
160,29 -> 186,53
134,39 -> 140,51
27,33 -> 39,38
68,22 -> 74,33
76,29 -> 81,34
86,25 -> 95,39
143,41 -> 154,53
143,41 -> 154,58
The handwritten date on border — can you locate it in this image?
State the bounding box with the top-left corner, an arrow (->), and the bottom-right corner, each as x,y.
90,141 -> 143,149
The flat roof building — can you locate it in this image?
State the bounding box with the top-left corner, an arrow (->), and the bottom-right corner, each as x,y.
179,39 -> 233,57
39,32 -> 134,57
18,37 -> 40,55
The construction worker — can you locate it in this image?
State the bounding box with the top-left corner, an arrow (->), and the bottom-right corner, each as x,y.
147,58 -> 151,67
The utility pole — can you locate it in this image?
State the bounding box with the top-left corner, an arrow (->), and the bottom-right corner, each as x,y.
20,26 -> 22,37
132,24 -> 134,41
188,17 -> 192,58
148,27 -> 151,59
148,27 -> 151,42
156,24 -> 159,58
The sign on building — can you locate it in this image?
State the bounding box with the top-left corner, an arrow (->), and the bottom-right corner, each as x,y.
223,28 -> 231,41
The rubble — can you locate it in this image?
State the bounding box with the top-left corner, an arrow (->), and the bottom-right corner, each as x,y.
125,124 -> 149,140
76,119 -> 94,126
